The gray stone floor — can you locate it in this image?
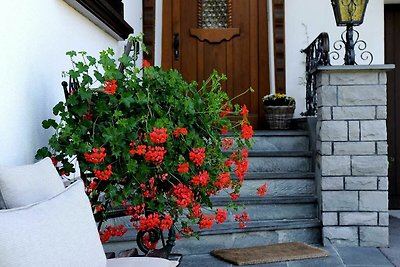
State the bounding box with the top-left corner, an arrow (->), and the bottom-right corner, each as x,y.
179,213 -> 400,267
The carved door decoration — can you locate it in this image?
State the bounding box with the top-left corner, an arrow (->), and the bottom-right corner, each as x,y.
162,0 -> 270,129
190,0 -> 240,43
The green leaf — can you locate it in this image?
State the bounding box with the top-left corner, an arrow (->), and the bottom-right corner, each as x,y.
35,147 -> 51,160
42,119 -> 58,129
78,88 -> 92,101
66,51 -> 77,57
53,102 -> 65,116
119,54 -> 132,67
94,70 -> 104,83
87,56 -> 97,66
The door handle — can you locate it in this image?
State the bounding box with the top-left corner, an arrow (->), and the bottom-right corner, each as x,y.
173,33 -> 180,61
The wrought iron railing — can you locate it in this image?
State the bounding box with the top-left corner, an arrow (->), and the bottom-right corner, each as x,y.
300,32 -> 331,116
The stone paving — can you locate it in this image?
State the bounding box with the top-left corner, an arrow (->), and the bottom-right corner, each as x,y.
179,212 -> 400,267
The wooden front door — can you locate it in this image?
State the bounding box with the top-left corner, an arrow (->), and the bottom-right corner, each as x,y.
385,4 -> 400,209
162,0 -> 270,129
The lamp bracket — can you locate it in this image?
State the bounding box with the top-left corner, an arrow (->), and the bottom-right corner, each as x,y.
330,27 -> 373,65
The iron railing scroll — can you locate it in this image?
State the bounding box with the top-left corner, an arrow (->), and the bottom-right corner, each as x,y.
300,32 -> 331,116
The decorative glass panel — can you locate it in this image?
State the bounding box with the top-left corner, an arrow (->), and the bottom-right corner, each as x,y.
200,0 -> 229,28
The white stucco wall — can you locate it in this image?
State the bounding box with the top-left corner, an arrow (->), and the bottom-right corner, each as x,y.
286,0 -> 385,117
0,0 -> 141,166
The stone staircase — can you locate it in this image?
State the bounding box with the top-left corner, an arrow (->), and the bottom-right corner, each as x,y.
103,128 -> 321,255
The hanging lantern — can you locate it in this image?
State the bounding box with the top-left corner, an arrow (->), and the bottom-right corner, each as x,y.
331,0 -> 369,26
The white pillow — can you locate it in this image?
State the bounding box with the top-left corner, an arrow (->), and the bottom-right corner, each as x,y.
0,157 -> 65,208
0,180 -> 106,267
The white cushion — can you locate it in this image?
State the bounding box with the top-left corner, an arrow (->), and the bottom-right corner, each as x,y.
107,257 -> 179,267
0,180 -> 106,267
0,157 -> 65,208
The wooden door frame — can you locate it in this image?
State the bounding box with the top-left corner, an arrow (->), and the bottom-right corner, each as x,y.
385,4 -> 400,209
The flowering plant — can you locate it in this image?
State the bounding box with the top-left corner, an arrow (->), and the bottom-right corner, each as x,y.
36,38 -> 256,247
262,93 -> 295,106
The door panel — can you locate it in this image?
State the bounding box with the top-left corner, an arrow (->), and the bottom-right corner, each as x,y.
385,4 -> 400,209
162,0 -> 270,129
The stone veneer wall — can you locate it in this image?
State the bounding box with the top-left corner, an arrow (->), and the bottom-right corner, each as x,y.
315,65 -> 394,247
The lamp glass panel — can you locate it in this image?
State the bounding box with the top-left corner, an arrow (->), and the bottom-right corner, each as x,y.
338,0 -> 367,24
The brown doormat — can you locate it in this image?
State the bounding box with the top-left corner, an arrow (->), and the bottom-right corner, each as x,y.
211,242 -> 329,266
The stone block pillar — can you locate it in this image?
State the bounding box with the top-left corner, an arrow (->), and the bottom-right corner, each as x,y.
315,65 -> 394,247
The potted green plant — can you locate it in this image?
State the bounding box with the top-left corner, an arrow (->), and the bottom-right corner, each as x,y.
262,93 -> 296,129
36,37 -> 258,255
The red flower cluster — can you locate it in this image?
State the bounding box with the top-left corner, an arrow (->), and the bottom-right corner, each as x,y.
190,202 -> 202,218
99,225 -> 127,243
199,214 -> 214,229
220,126 -> 229,134
177,162 -> 189,173
104,79 -> 117,94
135,213 -> 173,232
240,105 -> 249,118
93,164 -> 112,181
126,203 -> 145,219
191,171 -> 210,187
86,181 -> 97,193
214,173 -> 232,190
189,147 -> 206,166
235,211 -> 250,229
181,226 -> 194,235
141,177 -> 157,199
171,183 -> 194,208
143,59 -> 151,68
51,156 -> 58,166
173,127 -> 188,137
149,128 -> 169,144
160,214 -> 173,230
82,111 -> 93,121
231,149 -> 249,183
256,183 -> 268,197
230,192 -> 240,201
84,147 -> 106,164
215,209 -> 227,224
219,106 -> 231,118
222,138 -> 234,150
241,122 -> 253,139
142,234 -> 157,249
235,158 -> 249,184
135,213 -> 160,232
129,143 -> 146,156
145,146 -> 167,165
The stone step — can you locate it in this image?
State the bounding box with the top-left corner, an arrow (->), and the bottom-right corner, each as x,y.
210,196 -> 318,222
104,196 -> 318,239
211,195 -> 317,206
241,171 -> 315,180
104,219 -> 322,255
250,130 -> 309,151
218,177 -> 316,197
247,152 -> 312,172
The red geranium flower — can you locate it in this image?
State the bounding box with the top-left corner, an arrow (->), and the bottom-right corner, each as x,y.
189,147 -> 206,166
256,183 -> 267,197
215,209 -> 227,224
104,80 -> 117,94
84,147 -> 106,164
149,128 -> 169,144
143,59 -> 151,68
241,122 -> 253,139
240,105 -> 249,118
177,162 -> 189,173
